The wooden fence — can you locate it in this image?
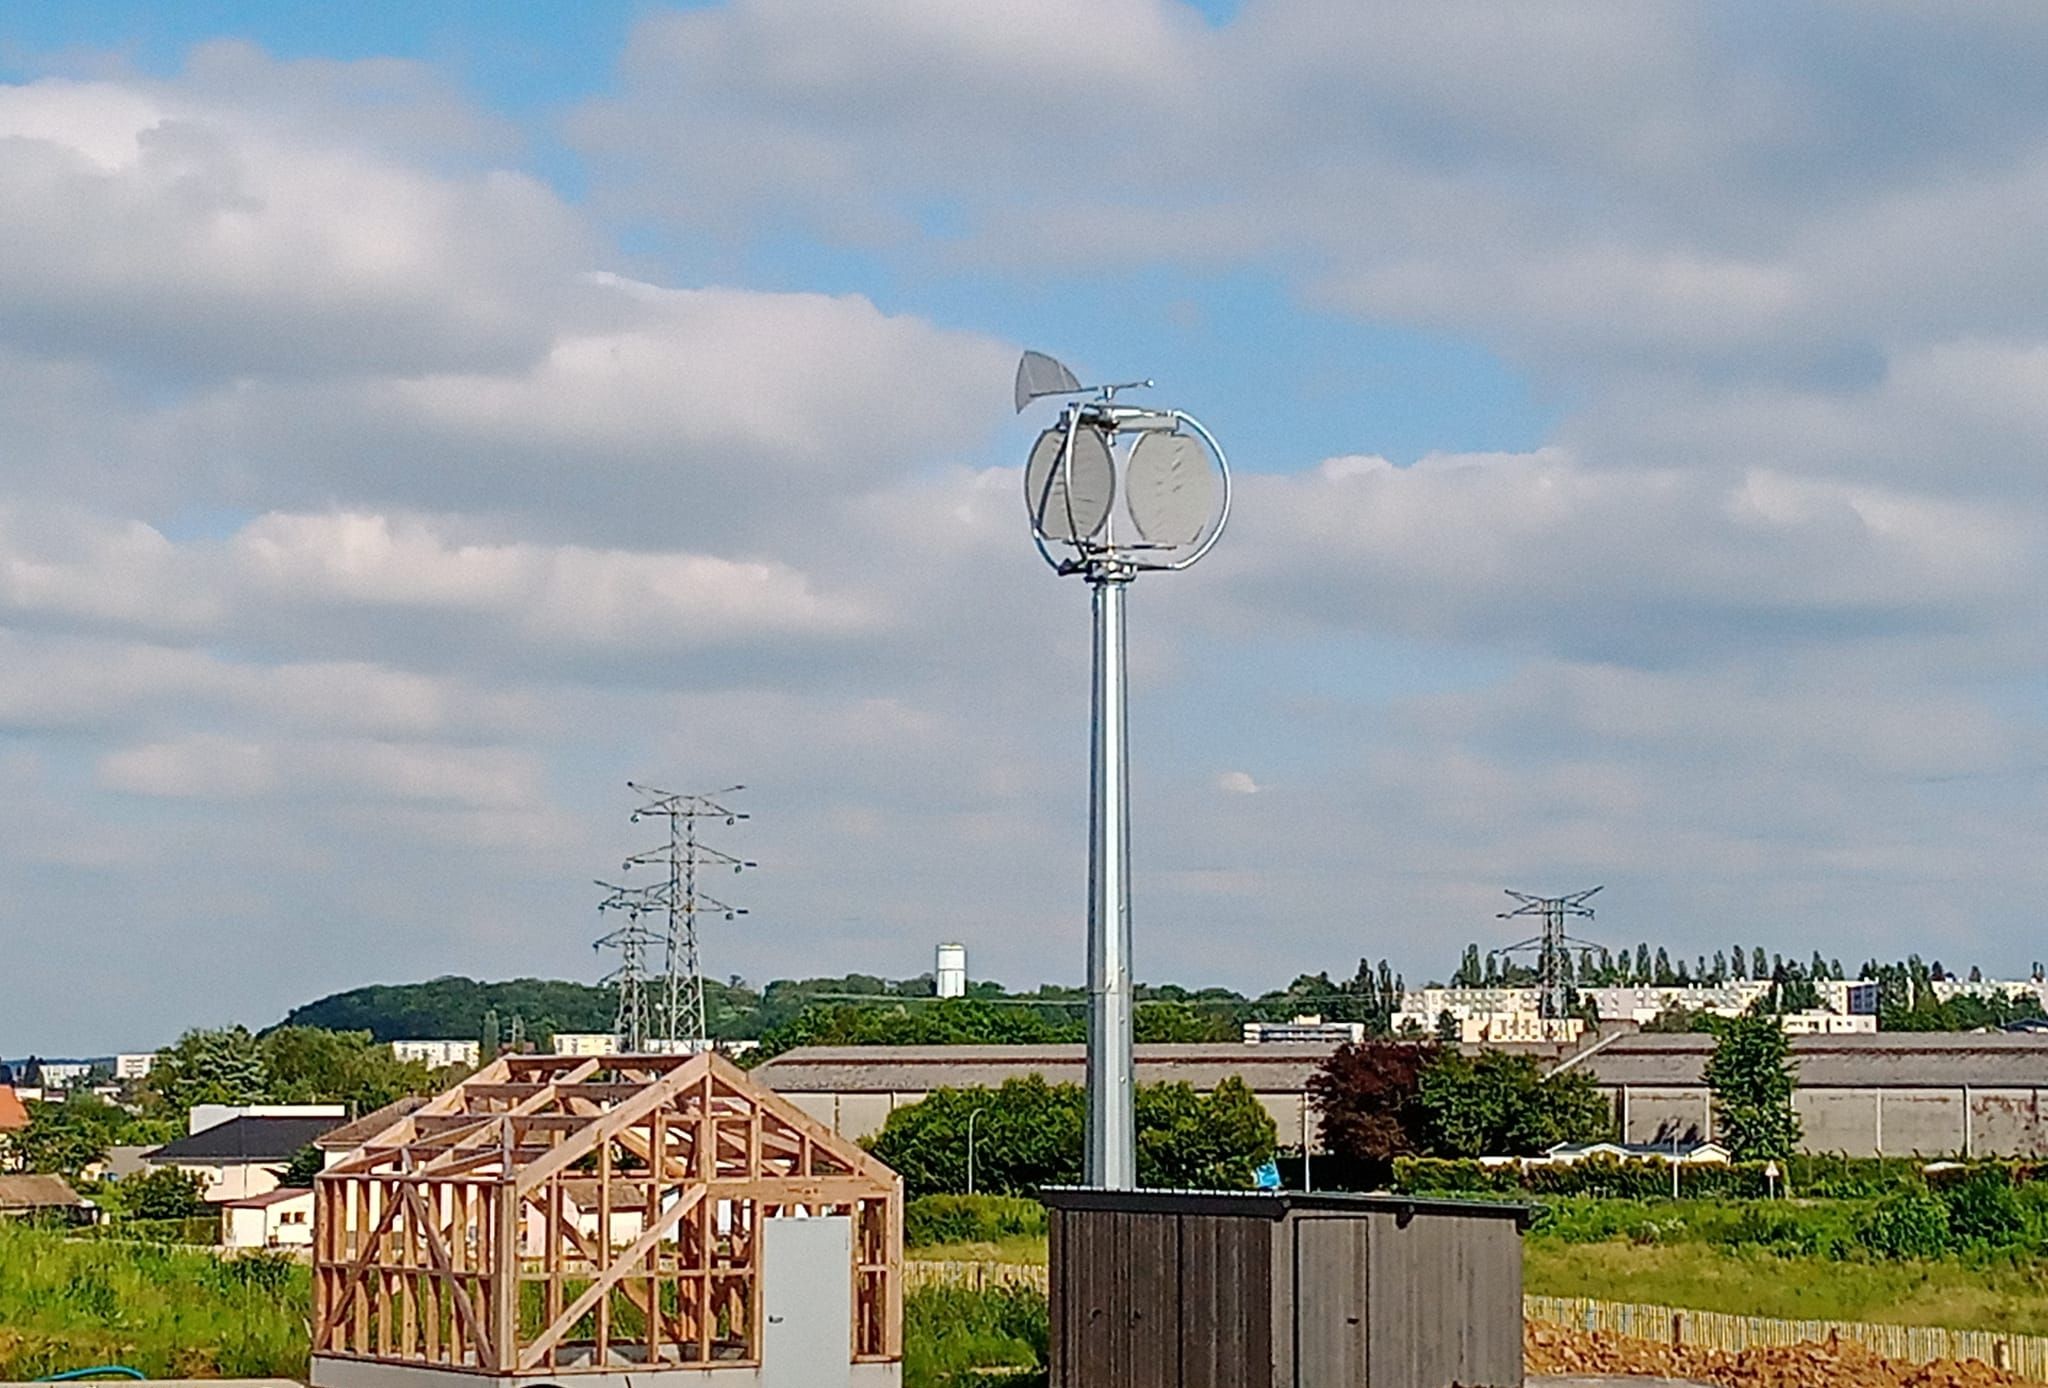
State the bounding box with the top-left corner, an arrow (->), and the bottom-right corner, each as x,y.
1528,1295 -> 2048,1381
906,1259 -> 1049,1292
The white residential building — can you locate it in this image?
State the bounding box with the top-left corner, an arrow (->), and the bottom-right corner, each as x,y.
1817,980 -> 1882,1015
1243,1016 -> 1368,1045
35,1062 -> 93,1089
551,1033 -> 623,1058
391,1039 -> 480,1070
222,1187 -> 316,1250
114,1053 -> 156,1081
1781,1010 -> 1879,1035
1398,982 -> 1773,1032
1930,978 -> 2048,1009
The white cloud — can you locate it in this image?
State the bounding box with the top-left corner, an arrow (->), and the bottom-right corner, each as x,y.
0,73 -> 591,380
1,25 -> 2045,1053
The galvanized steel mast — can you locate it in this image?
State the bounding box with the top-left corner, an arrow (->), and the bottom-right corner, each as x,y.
1015,351 -> 1231,1190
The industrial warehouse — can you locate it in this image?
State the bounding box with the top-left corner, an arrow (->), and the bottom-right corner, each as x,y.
754,1032 -> 2048,1159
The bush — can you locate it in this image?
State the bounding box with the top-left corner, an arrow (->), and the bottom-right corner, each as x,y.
1394,1154 -> 1773,1200
1939,1169 -> 2025,1248
1786,1154 -> 1926,1198
907,1195 -> 1049,1248
127,1167 -> 212,1221
1717,1201 -> 1855,1259
1856,1189 -> 1951,1260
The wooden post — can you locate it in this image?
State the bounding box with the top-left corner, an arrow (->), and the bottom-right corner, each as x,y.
597,1136 -> 613,1364
494,1180 -> 520,1372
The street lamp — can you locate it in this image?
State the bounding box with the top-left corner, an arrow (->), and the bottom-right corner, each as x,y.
966,1105 -> 989,1196
1015,350 -> 1232,1190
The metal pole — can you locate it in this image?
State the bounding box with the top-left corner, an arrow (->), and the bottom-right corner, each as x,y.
967,1106 -> 986,1195
1301,1089 -> 1314,1192
1086,573 -> 1135,1189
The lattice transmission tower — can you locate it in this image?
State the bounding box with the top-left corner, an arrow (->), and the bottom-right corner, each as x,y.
1490,885 -> 1604,1022
592,892 -> 660,1051
595,782 -> 753,1050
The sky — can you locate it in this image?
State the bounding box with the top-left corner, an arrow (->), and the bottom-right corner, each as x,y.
2,2 -> 2044,1054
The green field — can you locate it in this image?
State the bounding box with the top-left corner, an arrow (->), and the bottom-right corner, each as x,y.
0,1222 -> 307,1379
903,1191 -> 2048,1337
0,1221 -> 1042,1388
1523,1239 -> 2048,1332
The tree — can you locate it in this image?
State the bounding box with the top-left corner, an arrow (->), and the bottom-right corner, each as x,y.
10,1096 -> 127,1178
1135,1078 -> 1276,1189
261,1026 -> 440,1112
1308,1041 -> 1437,1184
865,1076 -> 1082,1197
756,999 -> 1084,1063
1135,1000 -> 1239,1043
1434,1010 -> 1459,1043
280,1145 -> 326,1188
1416,1051 -> 1611,1158
861,1074 -> 1272,1197
128,1166 -> 211,1220
148,1027 -> 269,1112
1704,1014 -> 1800,1160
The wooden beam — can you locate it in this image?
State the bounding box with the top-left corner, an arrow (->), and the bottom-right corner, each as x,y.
402,1181 -> 494,1368
518,1187 -> 708,1368
491,1183 -> 519,1373
316,1179 -> 408,1339
514,1054 -> 711,1194
515,1183 -> 688,1349
707,1053 -> 897,1183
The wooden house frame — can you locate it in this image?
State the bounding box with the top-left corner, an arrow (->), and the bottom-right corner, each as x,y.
312,1051 -> 902,1386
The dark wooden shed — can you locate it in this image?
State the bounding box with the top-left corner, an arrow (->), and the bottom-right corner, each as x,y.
1042,1188 -> 1528,1388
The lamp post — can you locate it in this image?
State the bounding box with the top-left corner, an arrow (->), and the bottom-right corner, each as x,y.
966,1105 -> 989,1196
1015,351 -> 1231,1190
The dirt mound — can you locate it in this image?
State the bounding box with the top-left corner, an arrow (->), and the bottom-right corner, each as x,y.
1528,1320 -> 2028,1388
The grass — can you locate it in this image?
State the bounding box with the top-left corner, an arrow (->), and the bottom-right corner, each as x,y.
0,1220 -> 1044,1387
1524,1240 -> 2048,1333
903,1283 -> 1047,1387
0,1221 -> 308,1379
913,1235 -> 1056,1265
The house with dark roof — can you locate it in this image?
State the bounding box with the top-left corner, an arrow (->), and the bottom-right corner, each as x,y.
147,1114 -> 342,1202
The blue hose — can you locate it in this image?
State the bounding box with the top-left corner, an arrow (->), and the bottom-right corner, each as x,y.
36,1369 -> 146,1381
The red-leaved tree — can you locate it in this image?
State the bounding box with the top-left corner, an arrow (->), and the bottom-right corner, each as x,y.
1307,1040 -> 1441,1187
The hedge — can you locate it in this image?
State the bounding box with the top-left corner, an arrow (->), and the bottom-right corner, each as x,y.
1392,1154 -> 2036,1201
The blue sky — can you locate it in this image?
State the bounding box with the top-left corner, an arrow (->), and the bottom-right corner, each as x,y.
1,1 -> 2043,1052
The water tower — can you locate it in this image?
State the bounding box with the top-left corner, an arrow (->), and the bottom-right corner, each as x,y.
935,943 -> 968,999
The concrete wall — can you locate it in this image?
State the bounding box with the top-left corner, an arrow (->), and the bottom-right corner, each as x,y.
1613,1085 -> 2048,1157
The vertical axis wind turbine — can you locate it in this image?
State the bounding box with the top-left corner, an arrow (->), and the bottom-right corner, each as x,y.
1014,350 -> 1232,1189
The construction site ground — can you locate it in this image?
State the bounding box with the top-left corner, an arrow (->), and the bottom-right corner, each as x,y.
1529,1321 -> 2036,1388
